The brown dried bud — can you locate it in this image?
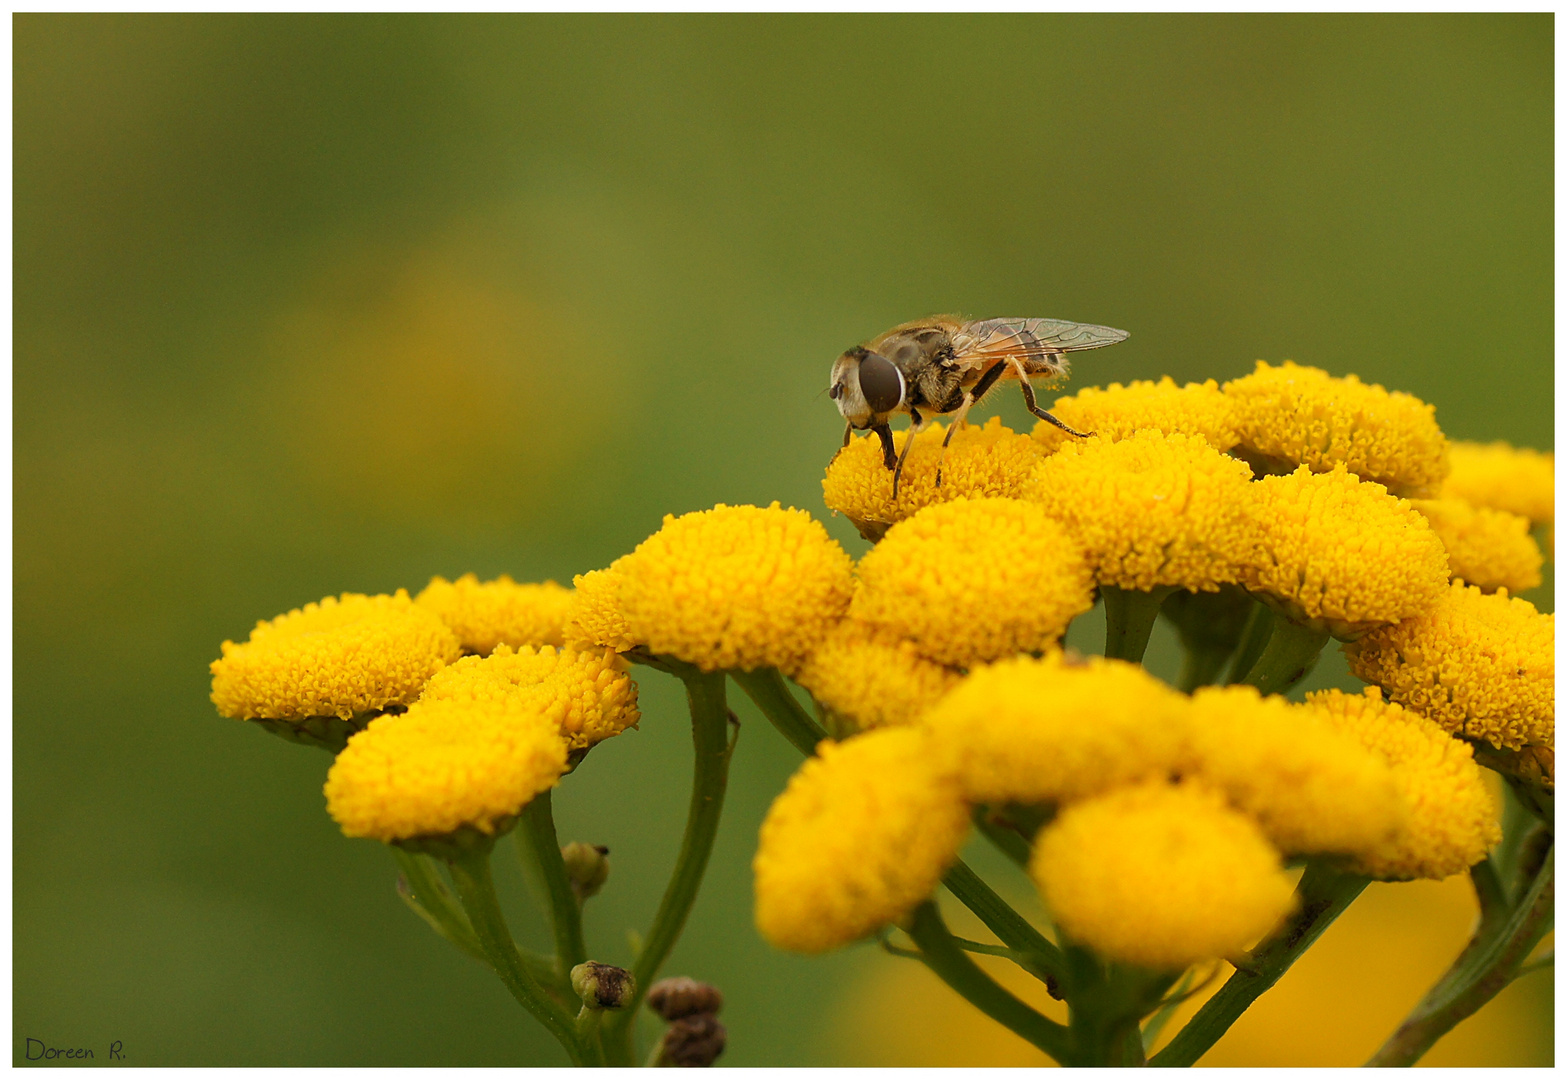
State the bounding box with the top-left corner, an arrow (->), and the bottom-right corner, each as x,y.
561,842 -> 611,902
646,976 -> 724,1020
570,962 -> 635,1010
657,1012 -> 727,1067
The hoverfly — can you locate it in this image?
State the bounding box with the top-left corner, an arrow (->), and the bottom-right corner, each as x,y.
828,315 -> 1129,496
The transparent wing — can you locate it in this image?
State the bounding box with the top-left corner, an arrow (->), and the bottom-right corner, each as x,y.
957,317 -> 1130,360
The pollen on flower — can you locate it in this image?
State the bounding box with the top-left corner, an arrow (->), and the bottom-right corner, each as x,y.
324,698 -> 568,842
1305,689 -> 1500,880
822,418 -> 1044,538
1344,581 -> 1554,752
1186,685 -> 1403,858
850,498 -> 1094,667
1029,377 -> 1239,456
1410,498 -> 1543,594
1443,441 -> 1555,527
1023,429 -> 1263,592
210,591 -> 462,721
564,563 -> 637,653
415,573 -> 574,655
1243,466 -> 1449,637
1222,361 -> 1449,497
793,620 -> 962,732
921,653 -> 1190,805
418,643 -> 639,751
753,727 -> 969,954
1030,781 -> 1296,970
615,503 -> 854,674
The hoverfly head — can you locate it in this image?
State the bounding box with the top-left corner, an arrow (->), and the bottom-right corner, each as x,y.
830,346 -> 905,429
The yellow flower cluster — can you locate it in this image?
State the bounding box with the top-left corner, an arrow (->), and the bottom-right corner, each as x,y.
415,573 -> 574,655
1030,377 -> 1239,455
1024,430 -> 1262,592
793,622 -> 962,733
1411,498 -> 1543,594
564,564 -> 637,653
210,591 -> 461,721
1223,361 -> 1449,497
1344,581 -> 1554,752
1443,440 -> 1555,527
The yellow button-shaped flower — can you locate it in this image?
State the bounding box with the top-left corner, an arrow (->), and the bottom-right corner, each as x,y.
794,620 -> 963,732
564,563 -> 636,653
415,573 -> 574,655
1030,377 -> 1239,456
1411,499 -> 1542,594
1443,440 -> 1554,526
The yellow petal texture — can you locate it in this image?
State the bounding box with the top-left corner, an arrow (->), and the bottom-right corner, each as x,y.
210,591 -> 462,721
1305,689 -> 1500,880
1029,377 -> 1239,456
415,573 -> 574,655
616,503 -> 854,673
1411,499 -> 1543,594
1186,685 -> 1403,858
418,644 -> 639,751
921,653 -> 1190,804
793,620 -> 963,732
324,698 -> 568,842
1443,441 -> 1554,525
564,563 -> 637,653
1023,429 -> 1263,592
753,727 -> 970,953
1344,581 -> 1554,752
1244,467 -> 1449,637
1222,361 -> 1449,497
822,418 -> 1045,534
850,498 -> 1094,667
1031,781 -> 1296,970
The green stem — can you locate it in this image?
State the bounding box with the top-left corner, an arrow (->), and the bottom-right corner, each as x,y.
1150,863 -> 1368,1066
1240,617 -> 1329,696
447,848 -> 585,1064
393,848 -> 487,961
942,859 -> 1064,983
904,900 -> 1072,1063
729,666 -> 827,755
1101,585 -> 1177,663
601,669 -> 734,1066
973,805 -> 1036,869
1177,643 -> 1234,693
517,790 -> 589,975
1366,847 -> 1554,1066
1224,603 -> 1275,685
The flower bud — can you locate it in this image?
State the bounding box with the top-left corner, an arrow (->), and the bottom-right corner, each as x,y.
561,842 -> 611,902
570,961 -> 635,1010
656,1012 -> 727,1067
646,976 -> 723,1020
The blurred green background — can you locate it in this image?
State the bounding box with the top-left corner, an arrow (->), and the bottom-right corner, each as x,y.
15,13 -> 1552,1066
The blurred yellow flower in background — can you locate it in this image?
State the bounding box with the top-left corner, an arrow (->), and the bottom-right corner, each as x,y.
1029,377 -> 1239,456
793,620 -> 962,733
1411,498 -> 1543,594
1442,440 -> 1555,527
415,573 -> 574,655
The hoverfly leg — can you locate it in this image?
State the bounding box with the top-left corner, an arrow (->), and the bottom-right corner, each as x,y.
872,423 -> 898,471
935,391 -> 978,489
842,423 -> 854,449
890,409 -> 927,501
1012,358 -> 1093,439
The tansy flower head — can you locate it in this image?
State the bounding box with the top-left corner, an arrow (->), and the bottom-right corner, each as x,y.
1222,361 -> 1449,497
850,498 -> 1094,667
1023,429 -> 1263,593
1443,440 -> 1555,526
1344,581 -> 1554,752
1030,781 -> 1296,970
419,644 -> 640,751
822,418 -> 1044,540
921,653 -> 1190,806
1411,499 -> 1543,594
1030,377 -> 1239,456
564,563 -> 636,653
324,698 -> 568,843
793,621 -> 962,733
415,573 -> 574,655
1243,466 -> 1449,638
1186,685 -> 1403,858
1305,689 -> 1500,880
753,726 -> 969,953
616,503 -> 854,674
211,591 -> 461,721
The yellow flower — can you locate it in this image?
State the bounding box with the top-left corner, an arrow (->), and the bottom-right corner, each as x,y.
822,418 -> 1044,539
418,644 -> 639,751
1410,499 -> 1542,594
1029,377 -> 1239,456
210,591 -> 461,721
1243,467 -> 1449,637
415,573 -> 574,655
1186,685 -> 1404,858
564,563 -> 637,653
753,726 -> 970,953
850,498 -> 1094,667
1031,781 -> 1296,970
921,653 -> 1190,805
616,503 -> 854,673
1222,361 -> 1449,497
1344,581 -> 1554,752
793,621 -> 962,732
324,698 -> 568,842
1443,441 -> 1554,526
1023,429 -> 1263,592
1305,689 -> 1500,880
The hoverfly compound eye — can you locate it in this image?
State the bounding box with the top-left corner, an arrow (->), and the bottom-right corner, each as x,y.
857,351 -> 905,415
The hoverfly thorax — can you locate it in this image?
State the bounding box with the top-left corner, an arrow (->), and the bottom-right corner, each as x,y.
830,346 -> 906,430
